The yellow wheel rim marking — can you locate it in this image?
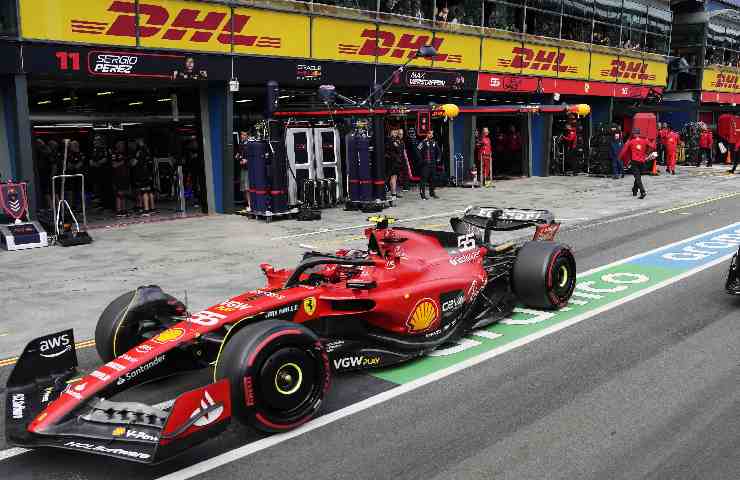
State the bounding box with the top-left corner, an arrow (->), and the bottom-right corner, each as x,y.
274,362 -> 303,395
558,265 -> 569,288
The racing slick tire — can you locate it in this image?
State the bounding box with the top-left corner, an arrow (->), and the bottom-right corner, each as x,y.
214,320 -> 330,433
95,286 -> 183,362
512,241 -> 576,310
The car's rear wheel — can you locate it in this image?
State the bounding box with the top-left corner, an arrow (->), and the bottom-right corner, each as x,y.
726,248 -> 740,293
95,286 -> 183,362
214,320 -> 330,433
513,241 -> 576,309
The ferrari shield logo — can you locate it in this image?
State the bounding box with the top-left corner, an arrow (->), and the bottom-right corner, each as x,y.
303,296 -> 317,316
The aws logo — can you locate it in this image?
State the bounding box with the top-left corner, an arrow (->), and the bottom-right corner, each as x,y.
601,60 -> 656,81
498,47 -> 578,74
712,73 -> 740,90
71,1 -> 280,48
338,29 -> 462,64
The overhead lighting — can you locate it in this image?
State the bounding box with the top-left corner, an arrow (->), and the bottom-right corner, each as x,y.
157,98 -> 172,102
97,91 -> 114,96
121,122 -> 142,126
37,100 -> 52,105
62,97 -> 72,102
236,99 -> 253,103
128,101 -> 143,106
279,95 -> 291,99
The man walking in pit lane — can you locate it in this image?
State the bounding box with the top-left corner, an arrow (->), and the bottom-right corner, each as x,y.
729,135 -> 740,174
664,127 -> 680,175
697,124 -> 714,167
619,128 -> 655,199
417,129 -> 440,200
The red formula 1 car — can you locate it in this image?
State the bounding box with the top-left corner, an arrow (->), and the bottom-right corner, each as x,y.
5,207 -> 576,463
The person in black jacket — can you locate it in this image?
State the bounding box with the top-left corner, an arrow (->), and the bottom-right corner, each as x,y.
416,130 -> 440,199
130,139 -> 155,216
111,140 -> 130,217
34,138 -> 54,210
385,129 -> 404,201
67,140 -> 87,210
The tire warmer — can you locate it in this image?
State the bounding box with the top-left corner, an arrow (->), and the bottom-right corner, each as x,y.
358,135 -> 372,202
269,122 -> 289,213
247,140 -> 269,214
372,116 -> 386,202
346,133 -> 360,203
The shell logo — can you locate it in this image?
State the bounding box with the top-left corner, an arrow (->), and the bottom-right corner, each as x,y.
407,298 -> 439,333
153,327 -> 185,344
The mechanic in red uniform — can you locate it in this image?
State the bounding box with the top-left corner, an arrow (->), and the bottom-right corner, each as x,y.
476,127 -> 493,186
619,128 -> 655,199
562,125 -> 578,150
664,128 -> 680,175
698,125 -> 714,167
730,137 -> 740,174
657,122 -> 669,164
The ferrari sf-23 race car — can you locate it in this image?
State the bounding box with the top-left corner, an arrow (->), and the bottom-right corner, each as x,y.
726,246 -> 740,295
6,206 -> 576,464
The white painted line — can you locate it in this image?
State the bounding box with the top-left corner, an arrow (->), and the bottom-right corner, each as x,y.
154,226 -> 739,480
271,210 -> 464,240
0,400 -> 175,462
0,447 -> 29,461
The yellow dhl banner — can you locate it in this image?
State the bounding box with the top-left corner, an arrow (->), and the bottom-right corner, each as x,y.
20,0 -> 137,46
481,38 -> 523,74
313,18 -> 478,70
701,67 -> 740,92
481,39 -> 588,79
312,17 -> 377,64
429,31 -> 480,71
591,53 -> 666,86
230,6 -> 308,58
19,0 -> 309,57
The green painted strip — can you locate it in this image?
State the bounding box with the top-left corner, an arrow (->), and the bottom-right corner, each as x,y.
372,264 -> 679,384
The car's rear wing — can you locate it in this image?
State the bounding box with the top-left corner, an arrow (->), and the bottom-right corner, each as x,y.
451,206 -> 559,243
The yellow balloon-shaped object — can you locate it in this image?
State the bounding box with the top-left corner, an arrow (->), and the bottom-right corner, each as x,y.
574,104 -> 591,117
440,103 -> 460,119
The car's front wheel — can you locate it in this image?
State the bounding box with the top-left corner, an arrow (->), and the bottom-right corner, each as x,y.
214,320 -> 330,433
513,241 -> 576,309
95,286 -> 184,362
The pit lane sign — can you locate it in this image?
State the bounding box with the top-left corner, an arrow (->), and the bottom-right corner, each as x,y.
398,69 -> 467,90
22,44 -> 230,81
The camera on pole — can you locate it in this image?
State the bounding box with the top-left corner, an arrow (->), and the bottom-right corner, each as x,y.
266,80 -> 279,118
